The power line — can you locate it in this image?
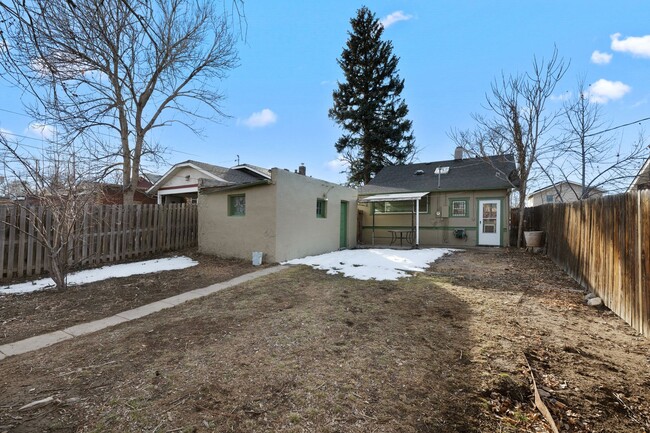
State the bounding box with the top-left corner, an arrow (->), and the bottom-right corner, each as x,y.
584,116 -> 650,138
0,107 -> 32,118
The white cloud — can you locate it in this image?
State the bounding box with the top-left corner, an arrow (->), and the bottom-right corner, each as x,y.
586,79 -> 631,104
590,50 -> 612,65
27,122 -> 56,140
380,11 -> 413,28
240,108 -> 277,128
550,91 -> 573,102
610,33 -> 650,58
326,156 -> 349,171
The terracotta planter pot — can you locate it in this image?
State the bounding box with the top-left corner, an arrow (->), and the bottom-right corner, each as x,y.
524,231 -> 545,247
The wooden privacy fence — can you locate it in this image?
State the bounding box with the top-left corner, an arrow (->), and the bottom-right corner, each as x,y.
528,191 -> 649,337
0,203 -> 198,281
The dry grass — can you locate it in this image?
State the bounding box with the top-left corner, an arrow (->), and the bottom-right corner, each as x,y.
1,249 -> 649,432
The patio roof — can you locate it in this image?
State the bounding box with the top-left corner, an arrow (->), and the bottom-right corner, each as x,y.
359,192 -> 428,202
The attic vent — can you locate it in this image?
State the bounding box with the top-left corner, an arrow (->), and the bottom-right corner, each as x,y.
414,169 -> 424,176
434,167 -> 450,175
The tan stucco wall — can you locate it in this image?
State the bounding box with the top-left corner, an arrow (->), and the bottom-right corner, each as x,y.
273,169 -> 358,262
359,189 -> 511,247
198,182 -> 278,262
198,169 -> 358,263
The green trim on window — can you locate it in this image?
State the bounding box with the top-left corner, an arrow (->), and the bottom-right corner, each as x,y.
316,198 -> 327,218
228,194 -> 246,216
448,198 -> 469,217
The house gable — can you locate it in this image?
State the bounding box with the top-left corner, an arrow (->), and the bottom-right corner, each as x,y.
147,161 -> 229,195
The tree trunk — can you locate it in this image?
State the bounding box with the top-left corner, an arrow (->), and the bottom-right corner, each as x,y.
516,184 -> 527,248
123,187 -> 136,205
49,255 -> 67,290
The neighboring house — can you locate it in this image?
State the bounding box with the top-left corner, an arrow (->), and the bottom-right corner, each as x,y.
198,167 -> 358,263
358,150 -> 518,247
526,181 -> 605,207
628,157 -> 650,191
147,160 -> 271,204
98,177 -> 157,205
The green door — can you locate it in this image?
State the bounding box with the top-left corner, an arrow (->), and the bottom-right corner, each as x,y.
339,201 -> 348,248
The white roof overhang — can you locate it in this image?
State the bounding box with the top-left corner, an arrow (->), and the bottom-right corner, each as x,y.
359,192 -> 428,202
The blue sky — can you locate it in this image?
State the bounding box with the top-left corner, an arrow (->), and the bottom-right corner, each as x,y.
1,1 -> 649,184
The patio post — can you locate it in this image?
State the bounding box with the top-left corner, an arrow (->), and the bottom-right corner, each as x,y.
415,198 -> 420,247
372,204 -> 375,246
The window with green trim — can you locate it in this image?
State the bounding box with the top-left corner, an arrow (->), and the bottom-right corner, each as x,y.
316,198 -> 327,218
228,194 -> 246,216
373,196 -> 428,214
450,199 -> 468,217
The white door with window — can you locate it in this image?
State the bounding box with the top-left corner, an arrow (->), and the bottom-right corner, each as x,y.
478,199 -> 501,246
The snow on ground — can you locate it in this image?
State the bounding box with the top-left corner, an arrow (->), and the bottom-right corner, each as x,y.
0,256 -> 198,295
285,248 -> 457,281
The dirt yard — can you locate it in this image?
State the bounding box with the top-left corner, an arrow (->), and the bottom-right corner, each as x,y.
0,248 -> 649,432
0,249 -> 268,345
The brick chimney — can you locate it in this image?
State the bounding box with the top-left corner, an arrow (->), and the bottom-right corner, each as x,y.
297,163 -> 306,176
454,146 -> 464,160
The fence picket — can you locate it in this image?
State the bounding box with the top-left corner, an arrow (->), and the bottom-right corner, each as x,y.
0,207 -> 5,279
26,208 -> 35,276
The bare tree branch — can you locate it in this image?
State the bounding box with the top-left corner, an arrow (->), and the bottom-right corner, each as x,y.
0,0 -> 240,203
450,47 -> 568,247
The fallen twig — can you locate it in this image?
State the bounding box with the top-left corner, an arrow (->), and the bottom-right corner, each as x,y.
18,396 -> 56,411
151,420 -> 164,433
523,354 -> 559,433
613,392 -> 650,428
58,360 -> 117,376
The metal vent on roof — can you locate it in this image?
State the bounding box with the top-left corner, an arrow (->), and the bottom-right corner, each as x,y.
414,169 -> 425,176
434,167 -> 450,174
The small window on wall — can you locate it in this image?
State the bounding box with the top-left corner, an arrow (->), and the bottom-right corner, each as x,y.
450,199 -> 468,217
545,194 -> 555,203
316,198 -> 327,218
228,194 -> 245,216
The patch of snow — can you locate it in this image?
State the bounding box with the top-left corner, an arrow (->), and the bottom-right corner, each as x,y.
0,256 -> 198,295
284,248 -> 457,281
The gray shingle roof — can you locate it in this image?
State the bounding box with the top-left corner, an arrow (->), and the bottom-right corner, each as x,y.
186,160 -> 269,185
360,154 -> 518,195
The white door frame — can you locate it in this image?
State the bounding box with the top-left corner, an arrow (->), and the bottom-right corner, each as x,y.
478,199 -> 501,246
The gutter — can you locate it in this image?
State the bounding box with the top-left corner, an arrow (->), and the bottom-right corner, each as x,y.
199,179 -> 272,195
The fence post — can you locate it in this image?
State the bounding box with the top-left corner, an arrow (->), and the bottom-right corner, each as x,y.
638,191 -> 644,335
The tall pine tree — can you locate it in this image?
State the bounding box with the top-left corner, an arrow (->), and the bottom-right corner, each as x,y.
329,6 -> 415,185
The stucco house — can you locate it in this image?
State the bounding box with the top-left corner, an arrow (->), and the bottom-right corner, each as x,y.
628,156 -> 650,191
146,160 -> 271,204
198,167 -> 358,263
526,181 -> 605,207
358,151 -> 518,247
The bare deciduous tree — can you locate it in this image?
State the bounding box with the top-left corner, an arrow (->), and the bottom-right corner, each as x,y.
0,132 -> 109,289
0,0 -> 239,203
451,48 -> 568,247
537,78 -> 649,200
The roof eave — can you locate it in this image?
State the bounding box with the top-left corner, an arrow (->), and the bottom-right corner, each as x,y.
199,179 -> 272,194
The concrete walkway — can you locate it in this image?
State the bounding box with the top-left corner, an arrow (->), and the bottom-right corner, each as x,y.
0,265 -> 286,361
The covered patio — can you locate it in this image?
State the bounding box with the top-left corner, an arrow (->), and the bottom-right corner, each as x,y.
359,192 -> 428,248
